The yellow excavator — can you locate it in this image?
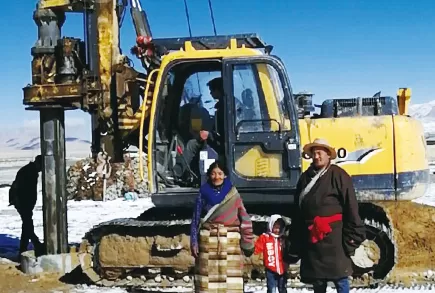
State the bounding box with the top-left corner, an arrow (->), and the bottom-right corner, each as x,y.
23,0 -> 435,289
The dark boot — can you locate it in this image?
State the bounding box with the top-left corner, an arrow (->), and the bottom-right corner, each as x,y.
34,242 -> 45,257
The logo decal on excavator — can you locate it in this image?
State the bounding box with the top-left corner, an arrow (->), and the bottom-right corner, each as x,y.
334,147 -> 383,165
302,147 -> 383,165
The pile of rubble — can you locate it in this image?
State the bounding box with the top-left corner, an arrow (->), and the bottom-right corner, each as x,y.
66,152 -> 149,201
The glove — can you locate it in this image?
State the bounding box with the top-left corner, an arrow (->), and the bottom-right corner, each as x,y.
350,240 -> 374,269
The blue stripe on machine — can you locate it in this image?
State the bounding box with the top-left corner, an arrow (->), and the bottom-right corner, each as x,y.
352,169 -> 430,199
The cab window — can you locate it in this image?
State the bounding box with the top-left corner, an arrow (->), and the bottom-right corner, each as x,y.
232,63 -> 290,134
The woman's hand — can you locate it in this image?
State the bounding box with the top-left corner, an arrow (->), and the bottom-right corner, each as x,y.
191,245 -> 199,258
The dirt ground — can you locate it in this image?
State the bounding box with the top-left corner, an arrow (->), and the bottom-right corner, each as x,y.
376,201 -> 435,284
0,261 -> 73,293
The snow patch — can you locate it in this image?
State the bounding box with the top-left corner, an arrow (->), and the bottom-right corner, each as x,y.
0,185 -> 154,257
70,286 -> 128,293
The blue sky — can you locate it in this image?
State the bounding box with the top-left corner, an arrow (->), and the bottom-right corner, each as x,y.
1,0 -> 434,134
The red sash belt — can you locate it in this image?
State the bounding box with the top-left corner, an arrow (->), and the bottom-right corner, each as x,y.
308,214 -> 342,244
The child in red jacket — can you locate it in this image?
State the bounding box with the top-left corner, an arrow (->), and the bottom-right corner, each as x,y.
255,214 -> 287,293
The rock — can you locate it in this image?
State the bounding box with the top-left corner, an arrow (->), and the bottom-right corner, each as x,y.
66,152 -> 150,201
154,274 -> 162,283
21,251 -> 77,275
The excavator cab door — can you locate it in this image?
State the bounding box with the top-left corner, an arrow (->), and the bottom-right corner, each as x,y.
221,56 -> 301,192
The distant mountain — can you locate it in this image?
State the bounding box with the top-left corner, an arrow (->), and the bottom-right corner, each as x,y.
4,137 -> 92,151
409,100 -> 435,120
0,123 -> 91,158
409,101 -> 435,139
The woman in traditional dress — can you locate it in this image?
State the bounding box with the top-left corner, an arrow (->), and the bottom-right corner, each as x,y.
287,138 -> 366,293
190,161 -> 254,293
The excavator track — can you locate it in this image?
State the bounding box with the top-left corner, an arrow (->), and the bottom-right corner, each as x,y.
78,201 -> 435,290
78,217 -> 382,289
366,201 -> 435,284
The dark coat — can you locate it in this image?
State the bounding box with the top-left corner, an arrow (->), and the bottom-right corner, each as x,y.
9,162 -> 39,211
288,164 -> 366,283
206,100 -> 224,152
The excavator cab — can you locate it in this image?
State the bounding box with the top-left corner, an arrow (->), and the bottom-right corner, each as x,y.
146,35 -> 302,206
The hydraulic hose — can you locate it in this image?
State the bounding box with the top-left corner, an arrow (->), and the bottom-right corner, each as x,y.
139,69 -> 160,181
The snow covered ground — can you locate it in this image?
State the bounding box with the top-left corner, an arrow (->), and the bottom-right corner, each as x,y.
0,184 -> 155,259
69,284 -> 435,293
0,153 -> 434,292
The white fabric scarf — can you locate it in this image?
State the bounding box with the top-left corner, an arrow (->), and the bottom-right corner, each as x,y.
298,164 -> 331,207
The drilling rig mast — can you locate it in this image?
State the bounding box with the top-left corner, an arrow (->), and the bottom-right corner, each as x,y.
22,0 -> 154,253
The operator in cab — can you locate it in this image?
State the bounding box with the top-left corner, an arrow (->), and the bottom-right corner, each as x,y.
173,77 -> 224,180
285,138 -> 366,293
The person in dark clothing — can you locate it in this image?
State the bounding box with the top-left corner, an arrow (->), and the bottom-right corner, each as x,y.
173,77 -> 225,179
9,155 -> 44,258
286,138 -> 366,293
